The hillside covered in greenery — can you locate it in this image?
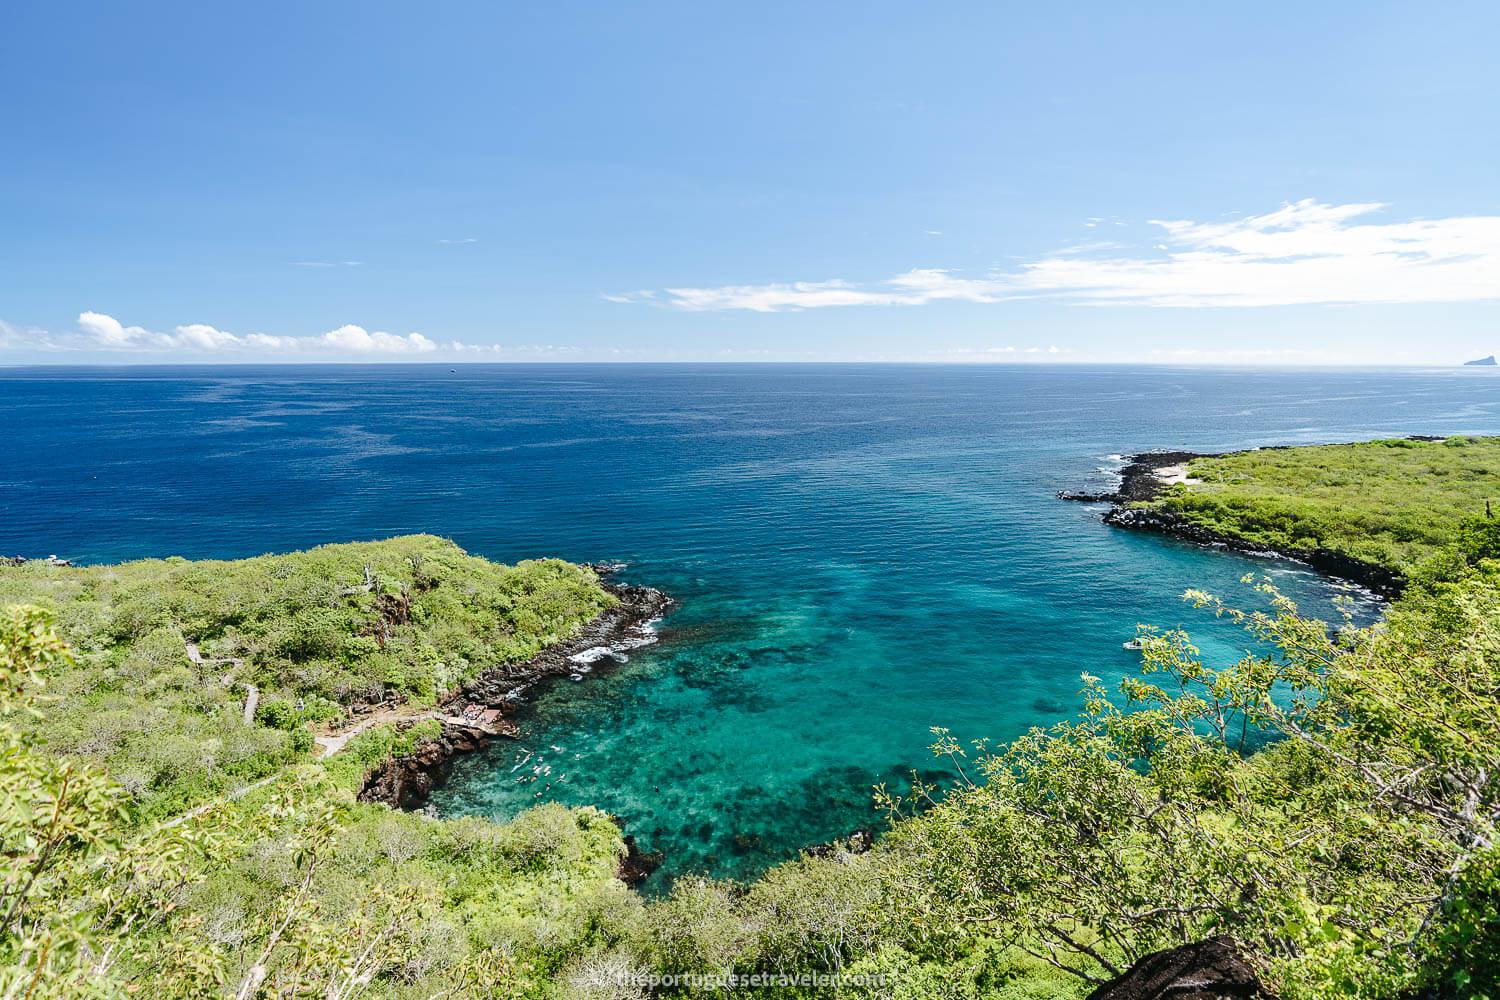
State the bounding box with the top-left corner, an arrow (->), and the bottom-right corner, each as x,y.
0,535 -> 616,820
1140,435 -> 1500,581
4,446 -> 1500,999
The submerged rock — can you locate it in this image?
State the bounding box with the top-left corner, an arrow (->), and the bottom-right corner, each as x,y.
806,828 -> 875,860
617,835 -> 665,886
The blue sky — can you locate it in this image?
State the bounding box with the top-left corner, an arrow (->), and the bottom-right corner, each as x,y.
2,1 -> 1497,364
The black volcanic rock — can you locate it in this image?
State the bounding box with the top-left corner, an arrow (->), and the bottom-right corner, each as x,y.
806,828 -> 875,859
1085,936 -> 1274,1000
1103,506 -> 1403,597
458,581 -> 671,707
358,723 -> 485,810
1059,451 -> 1219,505
358,581 -> 672,810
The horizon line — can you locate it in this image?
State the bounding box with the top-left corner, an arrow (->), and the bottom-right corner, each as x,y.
2,359 -> 1494,371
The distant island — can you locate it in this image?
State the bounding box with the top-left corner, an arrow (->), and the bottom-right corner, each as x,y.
1464,354 -> 1497,366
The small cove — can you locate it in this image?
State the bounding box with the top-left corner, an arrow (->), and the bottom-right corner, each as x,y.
4,363 -> 1494,884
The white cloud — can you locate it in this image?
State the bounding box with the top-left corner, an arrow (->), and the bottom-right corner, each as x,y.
1024,200 -> 1500,306
437,237 -> 478,244
612,200 -> 1500,311
442,340 -> 584,356
172,323 -> 245,350
319,324 -> 436,353
30,313 -> 441,356
601,290 -> 656,304
0,313 -> 585,359
79,310 -> 152,346
0,319 -> 35,349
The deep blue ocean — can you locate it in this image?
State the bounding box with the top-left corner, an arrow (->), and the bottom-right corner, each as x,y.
3,364 -> 1496,886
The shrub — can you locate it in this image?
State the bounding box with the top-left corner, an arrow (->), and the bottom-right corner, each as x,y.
256,697 -> 298,730
289,724 -> 314,756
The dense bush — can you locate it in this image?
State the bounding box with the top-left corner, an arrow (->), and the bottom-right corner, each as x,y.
256,697 -> 299,730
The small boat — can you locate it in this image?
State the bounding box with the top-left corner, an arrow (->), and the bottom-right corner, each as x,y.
1122,639 -> 1145,651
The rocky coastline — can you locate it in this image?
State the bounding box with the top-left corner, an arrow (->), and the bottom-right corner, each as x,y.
357,574 -> 672,818
1060,449 -> 1405,599
1057,450 -> 1221,505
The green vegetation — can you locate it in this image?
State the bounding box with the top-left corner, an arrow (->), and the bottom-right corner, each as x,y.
0,535 -> 614,820
0,603 -> 631,998
1143,435 -> 1500,580
4,444 -> 1500,998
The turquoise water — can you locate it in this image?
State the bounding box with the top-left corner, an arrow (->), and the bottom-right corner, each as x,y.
3,364 -> 1496,885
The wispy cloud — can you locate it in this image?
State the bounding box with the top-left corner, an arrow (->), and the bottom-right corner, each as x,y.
0,319 -> 60,350
293,260 -> 362,267
608,200 -> 1500,311
437,237 -> 478,244
444,341 -> 583,356
1149,347 -> 1331,360
617,270 -> 1012,312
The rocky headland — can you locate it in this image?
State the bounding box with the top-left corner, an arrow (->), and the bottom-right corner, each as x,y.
1061,449 -> 1405,598
358,574 -> 672,813
1057,450 -> 1220,505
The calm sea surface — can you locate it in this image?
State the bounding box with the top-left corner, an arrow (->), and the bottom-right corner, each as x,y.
3,364 -> 1496,885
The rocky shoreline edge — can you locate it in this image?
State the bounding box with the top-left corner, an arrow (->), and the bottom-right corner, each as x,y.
1059,449 -> 1406,599
356,570 -> 672,881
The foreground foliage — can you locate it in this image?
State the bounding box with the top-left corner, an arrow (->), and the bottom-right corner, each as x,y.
879,569 -> 1500,997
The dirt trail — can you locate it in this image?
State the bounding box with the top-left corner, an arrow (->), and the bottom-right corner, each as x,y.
156,704 -> 504,834
314,705 -> 444,758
